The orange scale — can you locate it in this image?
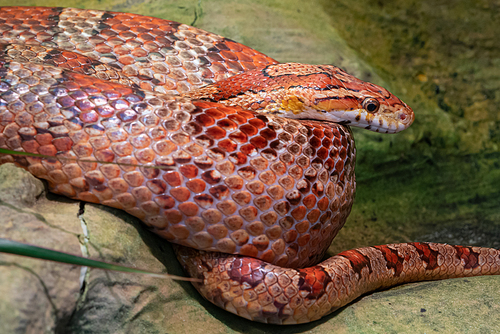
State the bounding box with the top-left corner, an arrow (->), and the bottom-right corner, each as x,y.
61,60 -> 80,71
283,230 -> 297,243
120,31 -> 138,40
140,166 -> 160,180
115,192 -> 137,209
37,144 -> 57,156
111,141 -> 133,157
208,185 -> 230,200
145,179 -> 166,195
237,110 -> 255,120
207,224 -> 228,239
118,55 -> 135,65
206,126 -> 226,140
297,234 -> 311,247
116,157 -> 138,172
164,209 -> 183,225
239,206 -> 259,222
106,36 -> 123,46
20,140 -> 40,154
143,41 -> 159,51
227,130 -> 247,144
230,192 -> 251,206
192,101 -> 217,110
179,164 -> 198,179
111,23 -> 130,32
137,33 -> 155,42
135,148 -> 155,164
59,50 -> 77,60
123,171 -> 145,187
253,235 -> 270,251
154,195 -> 175,209
195,113 -> 215,126
131,47 -> 148,58
202,170 -> 223,185
200,68 -> 215,79
291,207 -> 307,221
239,124 -> 258,136
193,194 -> 214,209
52,137 -> 73,152
170,187 -> 191,202
62,80 -> 83,92
131,186 -> 153,203
201,209 -> 222,224
219,50 -> 238,61
178,202 -> 199,216
309,136 -> 322,149
266,226 -> 282,240
218,138 -> 237,152
224,39 -> 244,52
254,194 -> 274,211
186,179 -> 206,193
240,244 -> 259,258
36,31 -> 53,41
240,144 -> 257,156
212,160 -> 233,176
78,192 -> 100,204
227,114 -> 248,125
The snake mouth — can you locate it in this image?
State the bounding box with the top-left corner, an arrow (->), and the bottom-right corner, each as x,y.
302,92 -> 414,133
341,108 -> 415,133
279,106 -> 414,133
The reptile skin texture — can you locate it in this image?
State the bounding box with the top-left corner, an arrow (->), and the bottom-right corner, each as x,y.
0,6 -> 499,324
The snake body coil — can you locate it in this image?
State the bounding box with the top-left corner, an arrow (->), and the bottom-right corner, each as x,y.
0,6 -> 499,324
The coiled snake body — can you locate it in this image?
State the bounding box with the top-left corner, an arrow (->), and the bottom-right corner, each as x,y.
0,6 -> 499,324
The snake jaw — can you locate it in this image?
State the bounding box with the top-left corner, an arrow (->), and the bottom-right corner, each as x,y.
345,109 -> 409,133
279,94 -> 413,133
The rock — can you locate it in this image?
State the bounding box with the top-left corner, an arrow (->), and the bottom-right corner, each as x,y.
0,163 -> 44,206
0,164 -> 82,334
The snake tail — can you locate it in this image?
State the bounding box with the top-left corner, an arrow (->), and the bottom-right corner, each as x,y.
175,242 -> 500,324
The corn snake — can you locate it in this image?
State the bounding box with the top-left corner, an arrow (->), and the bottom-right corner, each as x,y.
0,6 -> 499,324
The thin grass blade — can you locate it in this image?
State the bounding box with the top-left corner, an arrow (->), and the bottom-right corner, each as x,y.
0,238 -> 200,282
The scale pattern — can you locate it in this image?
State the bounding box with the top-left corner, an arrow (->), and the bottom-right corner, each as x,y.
176,242 -> 500,324
0,59 -> 355,268
0,6 -> 277,94
0,6 -> 499,325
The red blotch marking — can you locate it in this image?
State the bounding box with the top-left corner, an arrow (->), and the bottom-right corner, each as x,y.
339,249 -> 372,278
298,266 -> 331,299
228,258 -> 266,288
413,242 -> 440,271
373,245 -> 405,276
454,245 -> 480,270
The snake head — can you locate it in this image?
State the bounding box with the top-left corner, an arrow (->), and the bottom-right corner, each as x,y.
278,65 -> 415,133
185,63 -> 414,133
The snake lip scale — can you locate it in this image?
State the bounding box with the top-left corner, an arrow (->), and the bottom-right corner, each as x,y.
0,6 -> 498,325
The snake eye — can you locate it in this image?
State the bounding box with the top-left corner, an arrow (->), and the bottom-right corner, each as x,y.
362,98 -> 380,113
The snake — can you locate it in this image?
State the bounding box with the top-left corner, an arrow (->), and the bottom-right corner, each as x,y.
0,6 -> 499,325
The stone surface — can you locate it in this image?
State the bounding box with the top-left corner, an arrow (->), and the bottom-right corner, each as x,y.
0,164 -> 83,333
